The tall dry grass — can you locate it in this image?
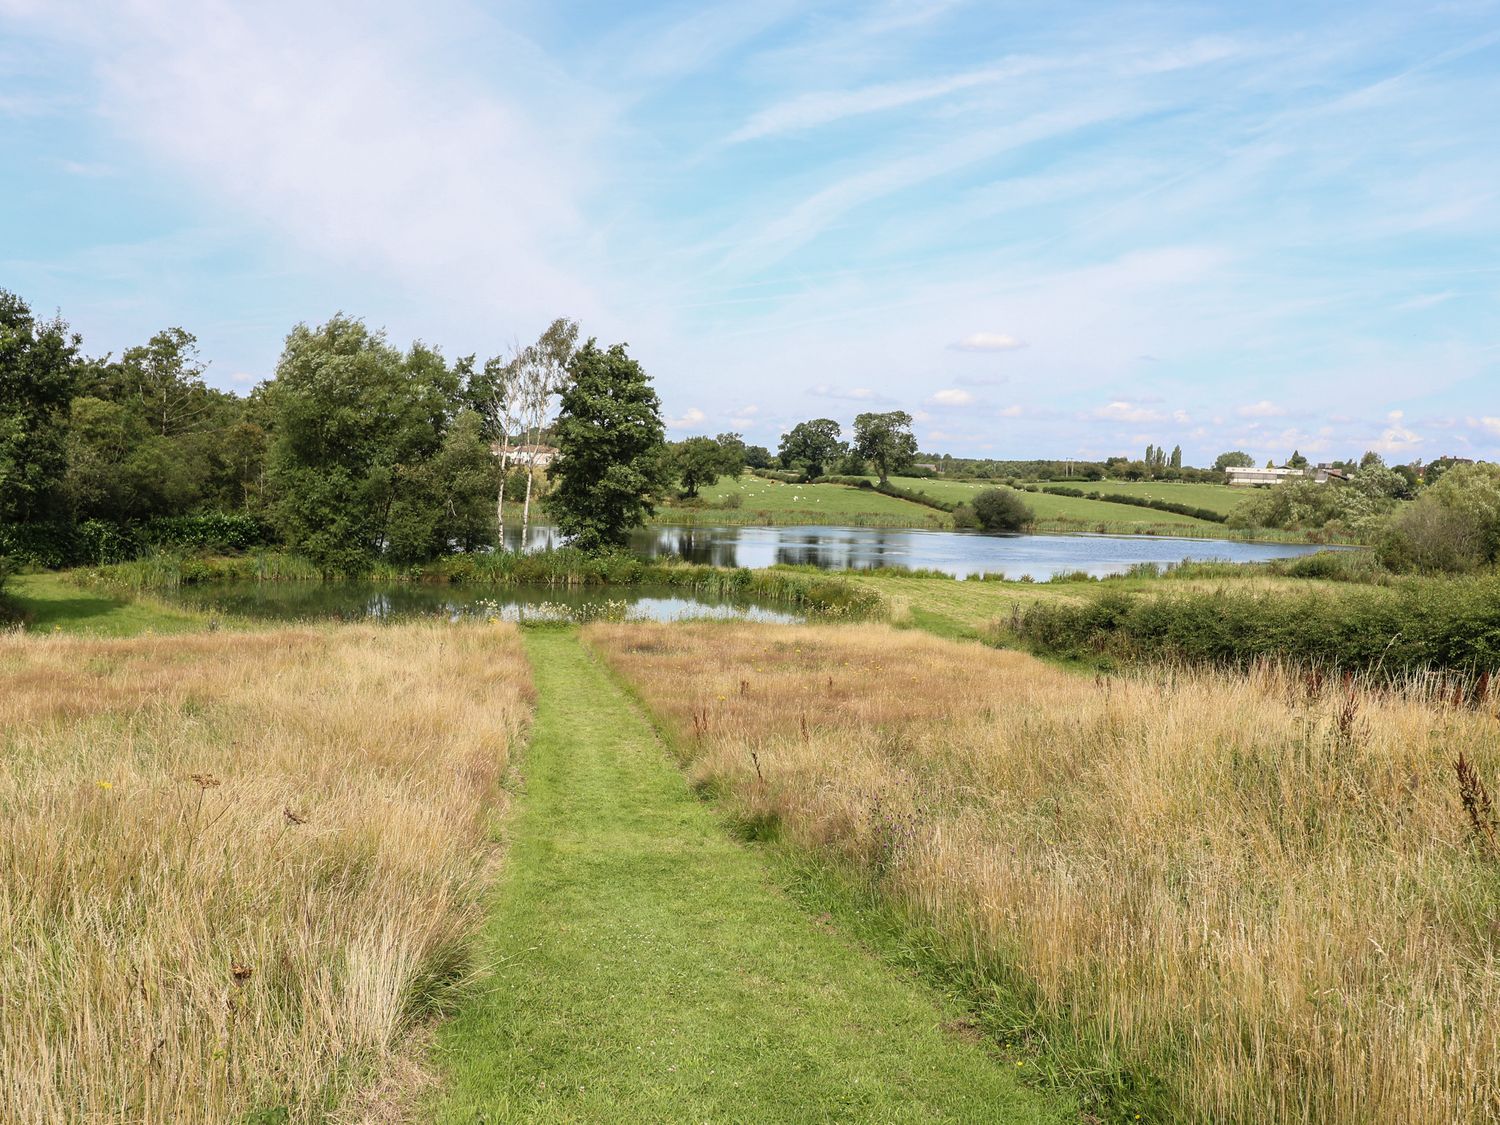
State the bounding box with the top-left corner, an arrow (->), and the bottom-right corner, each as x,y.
590,622 -> 1500,1123
0,623 -> 531,1123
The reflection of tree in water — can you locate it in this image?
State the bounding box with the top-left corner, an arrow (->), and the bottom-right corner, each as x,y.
669,529 -> 739,568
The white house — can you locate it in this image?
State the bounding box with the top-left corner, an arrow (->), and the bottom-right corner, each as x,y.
492,443 -> 559,470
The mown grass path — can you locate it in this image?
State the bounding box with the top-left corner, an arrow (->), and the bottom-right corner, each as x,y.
429,628 -> 1068,1123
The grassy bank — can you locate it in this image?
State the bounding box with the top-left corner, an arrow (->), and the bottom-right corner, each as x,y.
2,570 -> 210,635
591,622 -> 1500,1123
0,623 -> 532,1123
429,629 -> 1068,1122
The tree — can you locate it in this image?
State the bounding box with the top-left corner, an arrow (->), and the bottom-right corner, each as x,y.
110,328 -> 215,437
515,318 -> 578,544
261,315 -> 461,572
778,418 -> 844,481
0,290 -> 79,522
1378,462 -> 1500,573
1214,451 -> 1254,471
1170,444 -> 1182,469
853,410 -> 918,484
547,340 -> 669,551
713,433 -> 748,477
1286,450 -> 1309,470
472,349 -> 527,543
959,488 -> 1034,532
742,444 -> 774,470
673,436 -> 734,497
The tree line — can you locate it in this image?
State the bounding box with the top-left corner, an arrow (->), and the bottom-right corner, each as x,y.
0,290 -> 673,569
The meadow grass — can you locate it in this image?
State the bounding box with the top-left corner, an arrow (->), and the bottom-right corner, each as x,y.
590,622 -> 1500,1123
0,623 -> 532,1123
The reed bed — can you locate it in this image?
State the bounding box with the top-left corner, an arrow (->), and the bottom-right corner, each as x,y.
590,622 -> 1500,1123
0,623 -> 531,1123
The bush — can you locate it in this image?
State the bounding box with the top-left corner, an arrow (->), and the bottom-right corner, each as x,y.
1012,575 -> 1500,677
970,488 -> 1034,532
1377,463 -> 1500,574
721,492 -> 744,509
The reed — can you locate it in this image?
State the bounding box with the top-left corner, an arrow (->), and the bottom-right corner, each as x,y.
0,623 -> 531,1123
591,622 -> 1500,1123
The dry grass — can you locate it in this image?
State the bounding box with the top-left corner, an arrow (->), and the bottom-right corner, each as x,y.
0,623 -> 532,1123
590,622 -> 1500,1123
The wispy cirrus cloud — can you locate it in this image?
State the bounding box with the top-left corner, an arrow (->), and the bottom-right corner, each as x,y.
949,332 -> 1026,352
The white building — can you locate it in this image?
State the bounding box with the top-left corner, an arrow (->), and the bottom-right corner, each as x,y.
1226,465 -> 1344,487
492,443 -> 559,470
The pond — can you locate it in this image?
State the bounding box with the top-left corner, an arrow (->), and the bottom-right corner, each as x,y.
506,523 -> 1336,580
164,582 -> 803,625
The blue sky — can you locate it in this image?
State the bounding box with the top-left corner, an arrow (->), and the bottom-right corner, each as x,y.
3,0 -> 1498,465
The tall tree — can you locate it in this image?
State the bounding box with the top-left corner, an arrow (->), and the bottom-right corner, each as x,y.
1214,450 -> 1254,471
778,418 -> 844,481
547,340 -> 669,551
0,290 -> 79,522
261,315 -> 460,572
1170,444 -> 1183,469
473,349 -> 527,544
853,410 -> 918,484
516,318 -> 579,545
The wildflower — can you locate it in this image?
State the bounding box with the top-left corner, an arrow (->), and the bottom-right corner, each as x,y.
189,773 -> 221,790
231,963 -> 253,984
283,807 -> 307,826
96,780 -> 113,790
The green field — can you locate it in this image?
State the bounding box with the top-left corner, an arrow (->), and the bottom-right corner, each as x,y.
655,473 -> 948,527
1042,478 -> 1248,515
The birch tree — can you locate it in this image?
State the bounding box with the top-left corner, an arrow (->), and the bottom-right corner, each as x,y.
478,348 -> 526,546
516,318 -> 579,546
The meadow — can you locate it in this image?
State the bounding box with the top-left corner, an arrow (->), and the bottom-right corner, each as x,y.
0,623 -> 532,1123
658,473 -> 948,527
592,621 -> 1500,1123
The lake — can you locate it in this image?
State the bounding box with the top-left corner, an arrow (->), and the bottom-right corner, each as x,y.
506,523 -> 1335,580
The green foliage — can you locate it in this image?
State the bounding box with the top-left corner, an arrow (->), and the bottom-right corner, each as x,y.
1378,462 -> 1500,574
852,411 -> 918,484
672,435 -> 740,497
1214,450 -> 1255,471
0,290 -> 80,522
963,488 -> 1035,532
1013,575 -> 1500,676
547,340 -> 670,551
261,315 -> 465,571
1229,465 -> 1405,539
777,418 -> 844,481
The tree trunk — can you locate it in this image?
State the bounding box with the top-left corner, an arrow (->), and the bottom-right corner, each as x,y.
521,453 -> 534,550
497,451 -> 509,550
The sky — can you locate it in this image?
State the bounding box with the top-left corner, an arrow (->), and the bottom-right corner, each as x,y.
2,0 -> 1498,466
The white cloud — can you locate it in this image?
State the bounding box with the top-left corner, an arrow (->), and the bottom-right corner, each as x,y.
727,59 -> 1045,143
809,384 -> 887,402
1476,417 -> 1500,437
1370,410 -> 1423,455
1235,400 -> 1287,418
998,404 -> 1024,417
928,387 -> 975,407
949,332 -> 1027,352
1092,400 -> 1165,424
666,407 -> 706,431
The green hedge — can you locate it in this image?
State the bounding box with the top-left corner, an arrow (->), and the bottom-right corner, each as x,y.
1040,486 -> 1227,523
0,513 -> 272,568
1012,576 -> 1500,676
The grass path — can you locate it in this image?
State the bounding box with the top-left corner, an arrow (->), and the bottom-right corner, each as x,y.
428,628 -> 1069,1123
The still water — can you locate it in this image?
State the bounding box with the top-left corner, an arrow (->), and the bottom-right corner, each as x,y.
166,582 -> 803,624
508,523 -> 1334,580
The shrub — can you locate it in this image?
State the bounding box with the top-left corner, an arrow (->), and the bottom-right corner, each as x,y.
970,488 -> 1034,532
721,492 -> 744,509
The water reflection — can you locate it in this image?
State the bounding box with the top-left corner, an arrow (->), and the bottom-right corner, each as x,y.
623,524 -> 1333,579
165,582 -> 802,625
